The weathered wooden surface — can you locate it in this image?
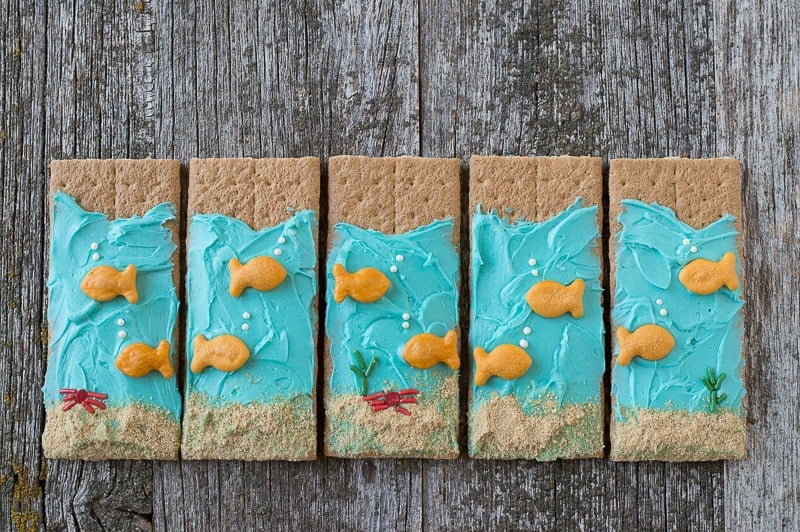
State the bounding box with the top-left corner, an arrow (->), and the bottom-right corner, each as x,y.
0,0 -> 796,530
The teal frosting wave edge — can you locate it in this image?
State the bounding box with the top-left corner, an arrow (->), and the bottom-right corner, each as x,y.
326,220 -> 459,398
44,192 -> 182,418
611,199 -> 744,418
185,211 -> 318,405
470,198 -> 605,413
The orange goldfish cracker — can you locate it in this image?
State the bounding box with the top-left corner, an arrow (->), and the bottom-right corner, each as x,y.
679,251 -> 739,295
402,330 -> 459,370
229,256 -> 287,297
525,278 -> 585,319
616,324 -> 675,366
473,344 -> 532,386
81,264 -> 139,303
332,263 -> 391,303
116,340 -> 173,378
191,334 -> 250,373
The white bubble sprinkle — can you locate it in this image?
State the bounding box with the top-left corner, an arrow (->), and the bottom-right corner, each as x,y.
519,339 -> 529,349
402,313 -> 410,320
390,265 -> 398,273
278,236 -> 286,244
395,254 -> 404,262
91,253 -> 100,261
528,258 -> 537,266
656,299 -> 663,306
531,269 -> 539,277
402,321 -> 410,329
523,326 -> 532,335
90,242 -> 99,250
682,238 -> 691,245
660,308 -> 668,316
690,246 -> 698,253
242,323 -> 250,331
274,248 -> 282,256
118,330 -> 127,339
117,318 -> 126,326
242,312 -> 251,320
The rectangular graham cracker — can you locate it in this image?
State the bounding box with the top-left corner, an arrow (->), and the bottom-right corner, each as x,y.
609,157 -> 746,461
468,155 -> 605,460
182,157 -> 320,461
43,159 -> 183,460
324,155 -> 461,458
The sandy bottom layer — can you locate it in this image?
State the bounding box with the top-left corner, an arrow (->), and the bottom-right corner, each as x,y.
181,393 -> 316,460
43,403 -> 180,460
469,395 -> 603,460
611,408 -> 746,461
326,374 -> 459,458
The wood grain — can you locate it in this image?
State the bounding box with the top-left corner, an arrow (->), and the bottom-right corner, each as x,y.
714,1 -> 800,530
0,0 -> 795,529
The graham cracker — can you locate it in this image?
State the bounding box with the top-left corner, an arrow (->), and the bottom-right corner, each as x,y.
325,155 -> 461,458
183,157 -> 320,461
609,157 -> 745,461
44,159 -> 182,460
468,155 -> 604,459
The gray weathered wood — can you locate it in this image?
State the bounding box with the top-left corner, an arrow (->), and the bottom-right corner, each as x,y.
714,1 -> 800,530
0,1 -> 48,531
149,0 -> 423,530
0,0 -> 797,529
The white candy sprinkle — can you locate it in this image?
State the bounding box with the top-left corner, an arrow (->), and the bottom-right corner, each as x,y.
117,318 -> 126,326
395,254 -> 404,262
660,308 -> 668,316
274,248 -> 282,256
242,323 -> 250,331
278,236 -> 286,244
118,331 -> 127,339
523,326 -> 532,335
402,321 -> 410,329
402,313 -> 410,320
519,339 -> 529,349
90,242 -> 99,250
242,312 -> 251,320
531,269 -> 539,277
91,253 -> 100,261
682,238 -> 691,245
656,299 -> 663,306
390,265 -> 398,273
528,258 -> 537,266
690,246 -> 698,253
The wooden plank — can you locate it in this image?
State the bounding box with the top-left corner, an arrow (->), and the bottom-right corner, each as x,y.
419,0 -> 603,526
149,0 -> 423,530
2,0 -> 794,529
599,0 -> 725,527
40,0 -> 164,527
0,1 -> 48,530
714,1 -> 800,530
419,0 -> 729,527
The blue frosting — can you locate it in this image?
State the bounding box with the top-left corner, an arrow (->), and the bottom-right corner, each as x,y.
326,220 -> 459,398
185,212 -> 318,405
44,192 -> 182,417
612,200 -> 744,417
470,199 -> 605,413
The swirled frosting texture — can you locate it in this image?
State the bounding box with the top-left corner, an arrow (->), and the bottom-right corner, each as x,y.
326,220 -> 459,397
612,200 -> 744,418
470,199 -> 605,412
44,192 -> 181,417
186,212 -> 317,404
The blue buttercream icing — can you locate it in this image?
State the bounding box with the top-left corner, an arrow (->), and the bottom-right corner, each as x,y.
44,192 -> 182,418
185,211 -> 317,405
326,220 -> 459,398
470,199 -> 605,413
612,200 -> 744,418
